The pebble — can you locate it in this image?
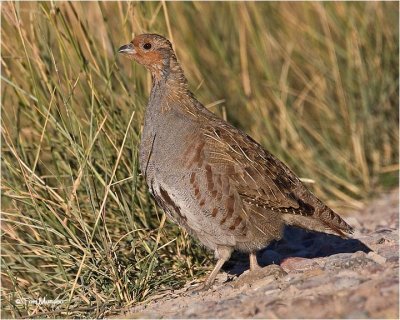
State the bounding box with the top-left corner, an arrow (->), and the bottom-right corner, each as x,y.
281,257 -> 319,272
351,251 -> 367,258
367,251 -> 387,265
377,245 -> 399,261
264,288 -> 281,296
233,265 -> 286,289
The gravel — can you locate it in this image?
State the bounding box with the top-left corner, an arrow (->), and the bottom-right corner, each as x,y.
120,189 -> 399,319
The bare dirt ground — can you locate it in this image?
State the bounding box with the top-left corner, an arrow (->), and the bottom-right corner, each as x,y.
122,189 -> 399,319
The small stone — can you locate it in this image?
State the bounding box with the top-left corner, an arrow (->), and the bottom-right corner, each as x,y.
352,251 -> 367,258
376,237 -> 388,244
324,253 -> 371,270
281,257 -> 319,272
303,268 -> 324,278
377,244 -> 399,261
215,272 -> 229,283
375,228 -> 394,234
367,251 -> 387,265
264,288 -> 281,296
233,265 -> 286,289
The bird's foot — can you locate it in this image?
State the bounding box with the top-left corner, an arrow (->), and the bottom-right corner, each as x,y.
260,264 -> 287,278
185,282 -> 212,295
233,264 -> 287,288
249,252 -> 262,272
250,263 -> 262,272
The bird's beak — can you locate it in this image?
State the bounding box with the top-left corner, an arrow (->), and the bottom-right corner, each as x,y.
118,43 -> 136,55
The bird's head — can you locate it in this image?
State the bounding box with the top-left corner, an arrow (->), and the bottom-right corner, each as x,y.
118,34 -> 175,76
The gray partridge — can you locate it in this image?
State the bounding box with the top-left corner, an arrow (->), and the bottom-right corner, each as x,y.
118,34 -> 353,290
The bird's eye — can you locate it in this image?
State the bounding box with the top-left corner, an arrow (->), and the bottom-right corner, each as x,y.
143,43 -> 152,50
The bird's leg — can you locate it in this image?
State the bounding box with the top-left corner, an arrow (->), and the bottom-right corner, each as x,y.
249,251 -> 261,271
195,257 -> 226,292
190,246 -> 232,293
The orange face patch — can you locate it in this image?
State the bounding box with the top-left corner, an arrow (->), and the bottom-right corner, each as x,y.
135,50 -> 163,65
131,37 -> 164,71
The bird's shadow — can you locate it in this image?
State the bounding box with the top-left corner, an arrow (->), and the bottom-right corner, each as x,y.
223,226 -> 371,276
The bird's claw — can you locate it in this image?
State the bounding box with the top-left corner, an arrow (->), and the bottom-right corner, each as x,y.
186,282 -> 211,295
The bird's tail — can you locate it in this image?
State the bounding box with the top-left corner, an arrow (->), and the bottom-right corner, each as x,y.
282,206 -> 354,239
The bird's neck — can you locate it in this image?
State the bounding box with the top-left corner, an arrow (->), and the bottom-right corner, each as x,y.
149,54 -> 193,112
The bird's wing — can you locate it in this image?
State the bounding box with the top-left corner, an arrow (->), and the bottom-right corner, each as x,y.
181,118 -> 313,238
180,102 -> 353,238
201,122 -> 306,210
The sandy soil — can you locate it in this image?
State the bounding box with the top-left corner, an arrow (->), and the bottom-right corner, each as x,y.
121,189 -> 399,319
